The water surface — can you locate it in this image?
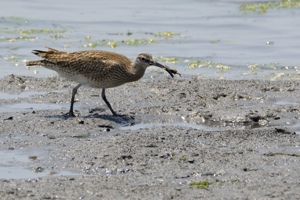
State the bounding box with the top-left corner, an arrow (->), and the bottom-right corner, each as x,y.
0,0 -> 299,80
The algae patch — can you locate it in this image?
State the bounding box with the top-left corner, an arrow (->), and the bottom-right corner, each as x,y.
240,0 -> 300,14
186,60 -> 231,72
83,38 -> 157,48
189,181 -> 210,189
186,60 -> 215,69
82,31 -> 185,48
0,16 -> 67,43
8,16 -> 28,23
19,29 -> 66,34
153,31 -> 181,39
122,38 -> 156,45
156,57 -> 179,64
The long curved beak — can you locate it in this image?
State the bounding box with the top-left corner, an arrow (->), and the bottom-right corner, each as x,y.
152,61 -> 180,78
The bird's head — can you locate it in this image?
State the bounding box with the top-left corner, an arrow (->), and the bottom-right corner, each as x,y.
136,53 -> 156,68
136,53 -> 179,78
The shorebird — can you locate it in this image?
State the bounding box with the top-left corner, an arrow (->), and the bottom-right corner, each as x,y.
26,47 -> 180,117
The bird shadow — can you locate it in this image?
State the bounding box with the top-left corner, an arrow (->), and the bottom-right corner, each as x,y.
85,113 -> 135,126
44,111 -> 135,127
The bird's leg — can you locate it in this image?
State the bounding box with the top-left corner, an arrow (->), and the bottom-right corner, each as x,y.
65,83 -> 81,117
101,89 -> 118,116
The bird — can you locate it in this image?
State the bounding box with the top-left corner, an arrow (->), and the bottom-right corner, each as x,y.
26,47 -> 180,117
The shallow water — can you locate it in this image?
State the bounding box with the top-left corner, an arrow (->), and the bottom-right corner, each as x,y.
120,122 -> 216,131
0,102 -> 66,113
0,91 -> 48,100
0,149 -> 77,179
0,0 -> 300,80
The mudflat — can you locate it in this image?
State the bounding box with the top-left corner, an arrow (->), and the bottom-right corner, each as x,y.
0,74 -> 300,199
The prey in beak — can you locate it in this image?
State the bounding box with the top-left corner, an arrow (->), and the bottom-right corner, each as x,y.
156,62 -> 181,78
149,59 -> 181,78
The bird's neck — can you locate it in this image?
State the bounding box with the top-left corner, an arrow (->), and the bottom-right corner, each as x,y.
129,63 -> 146,82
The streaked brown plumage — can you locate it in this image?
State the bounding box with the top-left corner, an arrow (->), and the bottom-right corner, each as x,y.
26,47 -> 180,117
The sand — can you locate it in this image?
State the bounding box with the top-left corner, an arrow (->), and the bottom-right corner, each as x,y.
0,74 -> 299,199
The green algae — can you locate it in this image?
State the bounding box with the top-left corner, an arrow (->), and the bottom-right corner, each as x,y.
19,29 -> 66,34
85,35 -> 92,40
1,36 -> 37,42
178,156 -> 187,161
189,181 -> 210,189
216,64 -> 231,71
107,31 -> 133,36
153,31 -> 181,39
240,0 -> 300,14
157,57 -> 232,72
0,16 -> 67,44
4,56 -> 18,62
82,31 -> 185,48
248,64 -> 258,70
210,39 -> 221,44
185,60 -> 300,80
83,38 -> 157,48
270,72 -> 300,80
0,17 -> 67,43
108,41 -> 117,48
122,38 -> 157,45
189,179 -> 243,190
3,55 -> 30,69
155,57 -> 179,64
8,16 -> 28,23
186,60 -> 215,69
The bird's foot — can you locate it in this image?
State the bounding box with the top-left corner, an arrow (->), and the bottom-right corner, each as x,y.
63,111 -> 76,118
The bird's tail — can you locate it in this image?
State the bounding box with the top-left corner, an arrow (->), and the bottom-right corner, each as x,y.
26,47 -> 61,66
31,50 -> 48,57
31,47 -> 61,57
26,60 -> 44,66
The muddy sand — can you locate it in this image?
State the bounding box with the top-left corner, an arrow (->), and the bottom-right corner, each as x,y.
0,74 -> 300,199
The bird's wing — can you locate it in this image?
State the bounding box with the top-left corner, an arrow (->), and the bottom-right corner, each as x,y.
36,50 -> 131,77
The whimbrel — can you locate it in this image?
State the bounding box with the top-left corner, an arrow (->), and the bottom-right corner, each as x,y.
26,47 -> 180,117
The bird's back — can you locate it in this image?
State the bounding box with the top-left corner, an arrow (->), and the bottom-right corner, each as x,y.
27,47 -> 136,88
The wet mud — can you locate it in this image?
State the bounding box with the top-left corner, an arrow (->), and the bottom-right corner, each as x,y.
0,74 -> 300,199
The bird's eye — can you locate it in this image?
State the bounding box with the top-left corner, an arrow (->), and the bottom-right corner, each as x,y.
141,57 -> 146,61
